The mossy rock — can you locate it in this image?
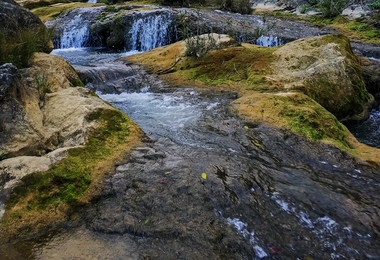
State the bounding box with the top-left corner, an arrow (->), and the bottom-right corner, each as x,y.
272,34 -> 373,121
0,108 -> 143,240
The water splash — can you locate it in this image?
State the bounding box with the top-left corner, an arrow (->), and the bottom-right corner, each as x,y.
128,12 -> 174,51
348,109 -> 380,148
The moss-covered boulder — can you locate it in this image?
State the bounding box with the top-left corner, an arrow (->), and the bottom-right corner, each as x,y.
272,34 -> 374,122
0,53 -> 89,158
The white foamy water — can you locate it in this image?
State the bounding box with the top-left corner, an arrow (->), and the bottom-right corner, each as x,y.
256,35 -> 283,47
129,12 -> 174,51
51,48 -> 139,66
60,14 -> 90,48
225,217 -> 268,259
99,91 -> 213,147
348,109 -> 380,148
270,192 -> 365,257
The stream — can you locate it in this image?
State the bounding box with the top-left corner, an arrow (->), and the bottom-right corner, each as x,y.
3,46 -> 375,259
2,8 -> 380,260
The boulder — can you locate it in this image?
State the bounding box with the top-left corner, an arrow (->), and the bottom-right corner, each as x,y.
0,53 -> 112,158
271,34 -> 374,122
0,0 -> 43,36
356,55 -> 380,104
0,0 -> 52,52
0,147 -> 72,193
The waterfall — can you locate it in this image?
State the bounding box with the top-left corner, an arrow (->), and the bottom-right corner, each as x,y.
256,35 -> 283,47
128,12 -> 174,51
47,7 -> 104,49
59,14 -> 90,48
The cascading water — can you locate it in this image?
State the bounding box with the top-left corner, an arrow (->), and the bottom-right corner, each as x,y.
46,7 -> 104,49
128,12 -> 174,51
348,108 -> 380,148
256,35 -> 283,47
59,14 -> 90,48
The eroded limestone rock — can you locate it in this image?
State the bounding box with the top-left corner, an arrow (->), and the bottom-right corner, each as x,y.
0,53 -> 107,158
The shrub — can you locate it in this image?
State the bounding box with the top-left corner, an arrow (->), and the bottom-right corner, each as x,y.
185,33 -> 218,57
368,0 -> 380,9
34,73 -> 52,105
318,0 -> 348,18
0,28 -> 52,68
217,0 -> 252,14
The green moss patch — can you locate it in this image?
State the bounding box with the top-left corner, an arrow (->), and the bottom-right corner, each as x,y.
277,93 -> 350,147
1,108 -> 142,238
177,45 -> 276,90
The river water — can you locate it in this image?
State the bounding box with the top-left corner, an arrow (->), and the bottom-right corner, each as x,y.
349,108 -> 380,148
2,47 -> 371,259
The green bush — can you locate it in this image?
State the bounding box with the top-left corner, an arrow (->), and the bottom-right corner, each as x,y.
34,73 -> 52,104
368,0 -> 380,9
217,0 -> 252,14
0,28 -> 52,69
185,33 -> 218,57
318,0 -> 348,18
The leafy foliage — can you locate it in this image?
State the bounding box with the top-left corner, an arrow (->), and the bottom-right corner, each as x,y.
368,0 -> 380,9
